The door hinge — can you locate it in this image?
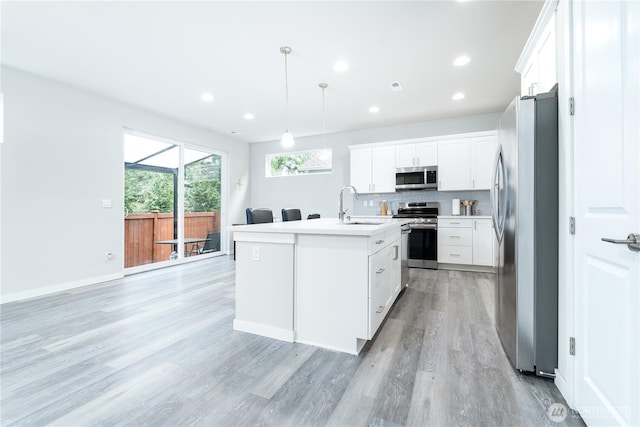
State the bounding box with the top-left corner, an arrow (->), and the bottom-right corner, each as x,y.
569,97 -> 575,115
569,217 -> 576,235
570,337 -> 576,355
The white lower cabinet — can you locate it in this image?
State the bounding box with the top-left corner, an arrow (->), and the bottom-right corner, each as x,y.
472,219 -> 494,266
438,217 -> 494,268
368,235 -> 401,338
438,219 -> 473,264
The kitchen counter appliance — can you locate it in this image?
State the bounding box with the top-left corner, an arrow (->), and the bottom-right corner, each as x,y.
492,92 -> 558,377
395,166 -> 437,191
393,202 -> 439,269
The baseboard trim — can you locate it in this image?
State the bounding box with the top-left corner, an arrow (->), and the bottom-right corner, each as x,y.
1,272 -> 124,304
233,319 -> 294,343
437,263 -> 496,273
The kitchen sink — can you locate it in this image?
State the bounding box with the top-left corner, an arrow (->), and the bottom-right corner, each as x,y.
340,221 -> 384,225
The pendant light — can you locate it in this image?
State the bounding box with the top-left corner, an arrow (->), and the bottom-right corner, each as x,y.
280,46 -> 294,147
319,83 -> 331,160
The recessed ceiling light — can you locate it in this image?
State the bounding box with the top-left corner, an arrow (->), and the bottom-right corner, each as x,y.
201,93 -> 214,102
453,55 -> 471,66
452,92 -> 465,101
334,61 -> 349,73
369,105 -> 380,113
243,113 -> 254,120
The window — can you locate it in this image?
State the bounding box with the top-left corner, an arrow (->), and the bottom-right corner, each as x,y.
265,148 -> 332,177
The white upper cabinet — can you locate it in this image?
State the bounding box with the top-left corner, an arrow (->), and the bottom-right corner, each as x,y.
438,134 -> 496,191
516,4 -> 557,96
350,145 -> 396,194
470,136 -> 497,190
438,139 -> 471,191
395,141 -> 438,168
350,147 -> 373,194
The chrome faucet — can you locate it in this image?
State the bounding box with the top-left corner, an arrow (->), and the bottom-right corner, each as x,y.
339,185 -> 359,222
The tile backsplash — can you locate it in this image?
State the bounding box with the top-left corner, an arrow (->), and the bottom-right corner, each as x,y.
352,190 -> 490,216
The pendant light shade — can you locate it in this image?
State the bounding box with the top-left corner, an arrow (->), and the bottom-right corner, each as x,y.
280,46 -> 294,147
281,130 -> 294,148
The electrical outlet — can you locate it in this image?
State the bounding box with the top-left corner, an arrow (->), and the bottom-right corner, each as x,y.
363,200 -> 367,207
369,200 -> 374,207
252,247 -> 260,261
105,252 -> 114,261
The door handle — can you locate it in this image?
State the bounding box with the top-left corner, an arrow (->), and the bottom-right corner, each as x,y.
602,233 -> 640,252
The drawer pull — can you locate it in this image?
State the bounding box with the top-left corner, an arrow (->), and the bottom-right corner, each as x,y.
450,222 -> 460,224
376,305 -> 385,313
450,235 -> 460,238
376,240 -> 385,245
450,253 -> 461,257
376,268 -> 385,274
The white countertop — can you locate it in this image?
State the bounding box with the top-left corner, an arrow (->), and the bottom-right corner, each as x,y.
231,218 -> 403,236
438,215 -> 492,219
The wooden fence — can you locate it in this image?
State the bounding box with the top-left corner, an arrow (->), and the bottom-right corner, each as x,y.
124,211 -> 220,268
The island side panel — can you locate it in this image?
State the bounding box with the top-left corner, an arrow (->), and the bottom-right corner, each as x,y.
234,232 -> 295,342
295,234 -> 369,354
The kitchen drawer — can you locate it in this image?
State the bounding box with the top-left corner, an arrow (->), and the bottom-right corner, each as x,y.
438,228 -> 472,246
439,218 -> 472,228
438,245 -> 472,264
368,232 -> 388,254
368,228 -> 400,254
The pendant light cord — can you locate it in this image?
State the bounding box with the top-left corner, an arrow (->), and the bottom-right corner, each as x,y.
321,84 -> 326,149
284,50 -> 290,131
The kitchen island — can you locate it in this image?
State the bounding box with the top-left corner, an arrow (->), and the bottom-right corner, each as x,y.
232,218 -> 404,354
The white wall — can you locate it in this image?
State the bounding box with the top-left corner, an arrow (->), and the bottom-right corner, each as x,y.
250,113 -> 501,219
0,66 -> 250,301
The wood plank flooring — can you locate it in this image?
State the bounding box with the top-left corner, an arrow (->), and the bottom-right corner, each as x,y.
0,257 -> 584,426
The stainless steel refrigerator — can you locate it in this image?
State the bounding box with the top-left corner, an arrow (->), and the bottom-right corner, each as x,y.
491,91 -> 558,377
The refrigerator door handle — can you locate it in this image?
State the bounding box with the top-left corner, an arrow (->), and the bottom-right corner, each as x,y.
490,145 -> 507,243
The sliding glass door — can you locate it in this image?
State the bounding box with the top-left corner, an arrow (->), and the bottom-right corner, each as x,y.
124,131 -> 224,269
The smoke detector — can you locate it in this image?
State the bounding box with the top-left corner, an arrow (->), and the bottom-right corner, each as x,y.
389,81 -> 404,92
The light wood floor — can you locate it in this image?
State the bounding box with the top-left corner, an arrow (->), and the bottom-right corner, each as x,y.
1,256 -> 583,426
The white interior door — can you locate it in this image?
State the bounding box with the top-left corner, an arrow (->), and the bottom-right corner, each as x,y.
573,2 -> 639,426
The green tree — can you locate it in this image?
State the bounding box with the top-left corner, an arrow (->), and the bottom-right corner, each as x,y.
124,169 -> 174,214
270,153 -> 309,176
124,154 -> 222,215
185,155 -> 221,212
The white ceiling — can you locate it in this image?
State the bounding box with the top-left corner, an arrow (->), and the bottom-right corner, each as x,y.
1,1 -> 543,143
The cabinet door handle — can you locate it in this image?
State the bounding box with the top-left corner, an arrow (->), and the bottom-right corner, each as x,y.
438,180 -> 441,189
376,305 -> 385,313
472,178 -> 475,188
376,268 -> 385,274
474,221 -> 477,230
394,245 -> 399,260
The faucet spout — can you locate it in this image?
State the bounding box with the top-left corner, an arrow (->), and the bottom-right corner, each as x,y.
339,185 -> 359,222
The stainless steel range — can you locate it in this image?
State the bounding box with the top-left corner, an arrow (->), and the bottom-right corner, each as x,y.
393,202 -> 439,269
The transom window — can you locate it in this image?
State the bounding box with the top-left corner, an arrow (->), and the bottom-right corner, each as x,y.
265,148 -> 332,177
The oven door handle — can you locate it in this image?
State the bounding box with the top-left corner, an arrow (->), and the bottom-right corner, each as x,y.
409,224 -> 437,230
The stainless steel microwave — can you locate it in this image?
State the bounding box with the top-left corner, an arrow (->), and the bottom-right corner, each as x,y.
395,166 -> 438,190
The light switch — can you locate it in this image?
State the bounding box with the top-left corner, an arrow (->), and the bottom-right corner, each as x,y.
101,199 -> 112,208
